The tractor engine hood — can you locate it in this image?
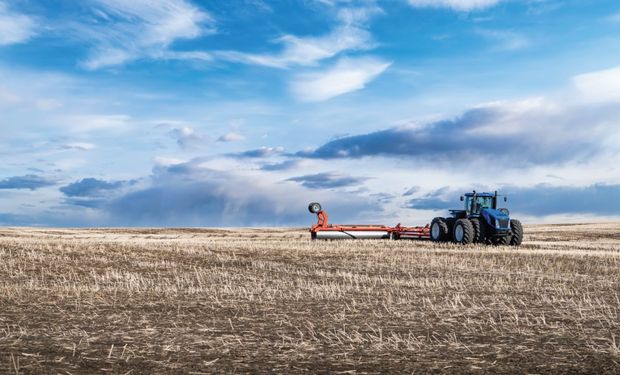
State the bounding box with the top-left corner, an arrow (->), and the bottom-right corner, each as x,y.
483,208 -> 509,219
482,208 -> 511,230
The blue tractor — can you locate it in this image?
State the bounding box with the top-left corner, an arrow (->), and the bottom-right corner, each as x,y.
430,191 -> 523,246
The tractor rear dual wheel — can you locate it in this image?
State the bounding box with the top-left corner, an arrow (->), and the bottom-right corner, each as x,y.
430,217 -> 449,242
453,218 -> 474,245
446,217 -> 456,240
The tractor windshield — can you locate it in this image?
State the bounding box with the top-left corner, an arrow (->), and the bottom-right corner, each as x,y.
465,196 -> 494,214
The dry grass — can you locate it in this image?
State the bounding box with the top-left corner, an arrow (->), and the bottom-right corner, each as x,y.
1,223 -> 619,374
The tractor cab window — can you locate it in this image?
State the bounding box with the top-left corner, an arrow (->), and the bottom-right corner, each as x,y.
465,196 -> 494,214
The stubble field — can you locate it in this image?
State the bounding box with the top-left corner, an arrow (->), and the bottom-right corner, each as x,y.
1,224 -> 619,374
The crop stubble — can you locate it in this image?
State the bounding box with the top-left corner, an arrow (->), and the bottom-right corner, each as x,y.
0,224 -> 619,374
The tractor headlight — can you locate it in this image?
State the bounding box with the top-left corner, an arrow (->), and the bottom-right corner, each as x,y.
495,219 -> 500,228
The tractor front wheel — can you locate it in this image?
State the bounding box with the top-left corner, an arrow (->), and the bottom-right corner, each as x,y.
453,218 -> 474,245
510,219 -> 523,246
430,217 -> 449,242
493,235 -> 509,246
470,218 -> 486,243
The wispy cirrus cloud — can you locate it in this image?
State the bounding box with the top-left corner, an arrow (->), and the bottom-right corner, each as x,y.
59,142 -> 96,151
291,57 -> 391,101
216,6 -> 380,68
607,12 -> 620,23
408,0 -> 504,12
476,29 -> 529,51
80,0 -> 215,69
65,114 -> 133,133
0,1 -> 37,46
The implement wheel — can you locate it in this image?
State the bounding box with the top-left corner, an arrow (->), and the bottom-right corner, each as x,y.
308,202 -> 322,214
510,219 -> 523,246
453,218 -> 474,245
430,217 -> 449,242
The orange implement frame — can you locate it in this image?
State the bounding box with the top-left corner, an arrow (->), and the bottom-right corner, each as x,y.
310,209 -> 430,240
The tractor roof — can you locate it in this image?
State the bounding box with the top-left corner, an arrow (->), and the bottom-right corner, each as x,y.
464,192 -> 495,197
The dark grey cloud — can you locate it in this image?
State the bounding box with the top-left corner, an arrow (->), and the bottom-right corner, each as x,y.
54,160 -> 380,227
60,178 -> 130,197
230,146 -> 284,159
406,184 -> 620,217
58,142 -> 96,151
0,175 -> 56,190
370,192 -> 395,204
286,172 -> 367,189
403,186 -> 420,196
63,197 -> 107,208
297,101 -> 620,166
507,184 -> 620,216
260,159 -> 303,171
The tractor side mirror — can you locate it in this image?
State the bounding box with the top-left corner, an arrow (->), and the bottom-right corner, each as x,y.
504,197 -> 507,202
460,196 -> 464,201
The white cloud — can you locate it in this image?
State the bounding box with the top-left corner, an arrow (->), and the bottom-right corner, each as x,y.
0,86 -> 21,105
0,2 -> 36,46
66,114 -> 133,132
218,132 -> 245,142
608,12 -> 620,23
573,66 -> 620,103
35,98 -> 62,111
171,126 -> 208,149
476,29 -> 529,50
291,57 -> 391,102
81,0 -> 214,69
408,0 -> 503,11
216,6 -> 380,68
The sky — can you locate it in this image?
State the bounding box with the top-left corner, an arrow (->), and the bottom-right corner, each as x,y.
1,0 -> 620,227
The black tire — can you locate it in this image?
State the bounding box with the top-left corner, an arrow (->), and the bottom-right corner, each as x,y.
470,218 -> 486,243
453,218 -> 474,245
308,202 -> 322,214
493,235 -> 509,246
430,217 -> 449,242
510,219 -> 523,246
445,217 -> 456,240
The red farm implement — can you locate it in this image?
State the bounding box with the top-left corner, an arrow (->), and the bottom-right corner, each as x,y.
308,202 -> 430,241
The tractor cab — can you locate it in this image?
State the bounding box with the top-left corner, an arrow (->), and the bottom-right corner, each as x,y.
461,191 -> 503,215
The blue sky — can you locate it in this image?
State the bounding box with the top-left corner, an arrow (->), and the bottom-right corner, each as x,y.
1,0 -> 620,227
